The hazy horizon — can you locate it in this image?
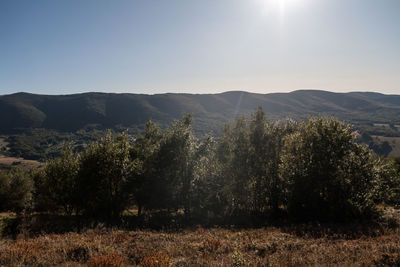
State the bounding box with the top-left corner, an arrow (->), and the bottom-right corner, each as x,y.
1,0 -> 399,95
2,88 -> 400,97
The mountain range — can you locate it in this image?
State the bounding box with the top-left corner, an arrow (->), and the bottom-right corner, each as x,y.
1,90 -> 400,135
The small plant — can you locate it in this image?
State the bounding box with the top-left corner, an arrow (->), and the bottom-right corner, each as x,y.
128,246 -> 149,264
112,232 -> 129,243
3,240 -> 42,265
196,225 -> 205,234
202,237 -> 221,253
66,244 -> 90,263
232,250 -> 246,267
139,252 -> 171,267
374,253 -> 400,266
87,253 -> 124,267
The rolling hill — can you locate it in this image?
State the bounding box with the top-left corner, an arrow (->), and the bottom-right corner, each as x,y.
1,90 -> 400,135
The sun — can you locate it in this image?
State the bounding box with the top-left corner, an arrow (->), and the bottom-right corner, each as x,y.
257,0 -> 303,18
267,0 -> 302,8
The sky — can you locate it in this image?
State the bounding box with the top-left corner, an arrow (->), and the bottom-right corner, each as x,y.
0,0 -> 399,95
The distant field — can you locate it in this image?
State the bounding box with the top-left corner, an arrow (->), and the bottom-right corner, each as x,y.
372,136 -> 400,158
0,136 -> 8,153
373,123 -> 391,128
0,155 -> 42,170
0,135 -> 43,170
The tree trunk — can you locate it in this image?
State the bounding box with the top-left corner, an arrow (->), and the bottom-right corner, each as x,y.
138,203 -> 142,216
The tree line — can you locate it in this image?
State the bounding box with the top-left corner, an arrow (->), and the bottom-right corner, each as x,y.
1,107 -> 400,225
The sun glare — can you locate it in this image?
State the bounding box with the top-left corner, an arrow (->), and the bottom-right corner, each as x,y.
257,0 -> 303,19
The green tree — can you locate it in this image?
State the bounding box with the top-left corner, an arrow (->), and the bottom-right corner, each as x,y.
372,157 -> 400,206
190,134 -> 230,223
248,107 -> 294,214
280,117 -> 381,221
34,144 -> 79,215
129,119 -> 163,216
77,132 -> 135,222
0,168 -> 33,213
213,123 -> 237,218
228,116 -> 251,215
153,114 -> 197,216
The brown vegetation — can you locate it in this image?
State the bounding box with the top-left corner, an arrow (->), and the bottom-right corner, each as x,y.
0,224 -> 399,266
0,155 -> 42,171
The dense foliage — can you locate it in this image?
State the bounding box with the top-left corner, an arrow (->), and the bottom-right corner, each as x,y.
281,118 -> 377,220
0,168 -> 33,213
1,108 -> 400,224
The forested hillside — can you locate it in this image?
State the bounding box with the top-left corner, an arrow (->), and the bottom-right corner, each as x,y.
2,90 -> 400,135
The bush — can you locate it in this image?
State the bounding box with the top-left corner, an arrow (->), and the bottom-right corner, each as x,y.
139,252 -> 171,267
87,253 -> 124,267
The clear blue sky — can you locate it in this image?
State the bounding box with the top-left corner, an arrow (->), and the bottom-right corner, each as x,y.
1,0 -> 399,95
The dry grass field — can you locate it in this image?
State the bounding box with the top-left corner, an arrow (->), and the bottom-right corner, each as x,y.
0,227 -> 399,266
0,136 -> 42,171
372,135 -> 400,158
0,155 -> 42,171
1,210 -> 400,266
0,137 -> 8,150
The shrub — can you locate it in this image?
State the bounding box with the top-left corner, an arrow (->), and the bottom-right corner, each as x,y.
87,253 -> 124,267
66,244 -> 90,263
139,252 -> 171,267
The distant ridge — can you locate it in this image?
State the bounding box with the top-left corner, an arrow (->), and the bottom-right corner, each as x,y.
1,90 -> 400,134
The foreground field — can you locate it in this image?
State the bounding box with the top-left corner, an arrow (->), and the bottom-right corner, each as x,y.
0,224 -> 400,266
